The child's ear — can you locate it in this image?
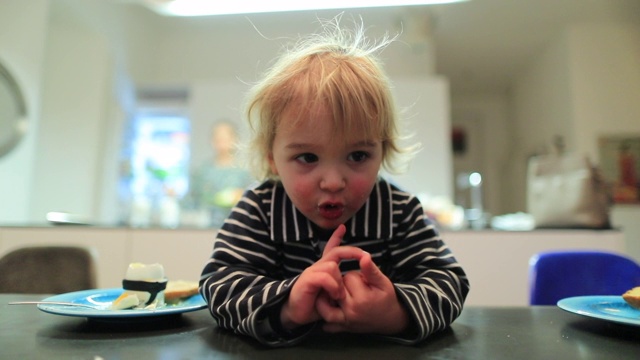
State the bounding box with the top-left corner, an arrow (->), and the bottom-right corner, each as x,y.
268,153 -> 278,175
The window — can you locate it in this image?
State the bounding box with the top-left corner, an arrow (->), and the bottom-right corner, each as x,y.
119,88 -> 190,227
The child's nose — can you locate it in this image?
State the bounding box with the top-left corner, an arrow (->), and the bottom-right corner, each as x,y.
320,168 -> 346,192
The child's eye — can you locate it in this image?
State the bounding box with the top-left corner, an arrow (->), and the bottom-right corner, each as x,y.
295,153 -> 318,164
348,151 -> 369,163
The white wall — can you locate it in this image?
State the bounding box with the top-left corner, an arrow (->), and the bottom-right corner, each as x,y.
568,24 -> 640,261
387,76 -> 453,198
0,0 -> 49,223
507,23 -> 640,213
507,30 -> 574,213
568,23 -> 640,161
31,17 -> 113,222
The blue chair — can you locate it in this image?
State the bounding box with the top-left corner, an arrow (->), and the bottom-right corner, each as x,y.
528,250 -> 640,305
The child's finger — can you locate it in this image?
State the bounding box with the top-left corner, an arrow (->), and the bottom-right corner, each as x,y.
303,261 -> 346,299
316,292 -> 345,323
322,224 -> 346,256
321,246 -> 366,265
359,252 -> 381,285
321,225 -> 368,265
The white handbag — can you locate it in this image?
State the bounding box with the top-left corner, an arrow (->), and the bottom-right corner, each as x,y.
527,153 -> 611,229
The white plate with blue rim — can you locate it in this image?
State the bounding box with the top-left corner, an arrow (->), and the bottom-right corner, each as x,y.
31,288 -> 206,320
557,295 -> 640,326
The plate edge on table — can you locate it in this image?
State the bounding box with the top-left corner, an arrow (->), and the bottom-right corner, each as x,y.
36,287 -> 206,319
557,295 -> 640,327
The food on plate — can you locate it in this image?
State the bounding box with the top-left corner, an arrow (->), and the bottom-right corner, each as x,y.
622,286 -> 640,309
165,280 -> 200,303
111,263 -> 168,310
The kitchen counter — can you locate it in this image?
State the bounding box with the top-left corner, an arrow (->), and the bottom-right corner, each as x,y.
0,226 -> 626,306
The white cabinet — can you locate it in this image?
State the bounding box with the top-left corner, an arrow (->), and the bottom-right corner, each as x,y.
444,230 -> 626,306
0,227 -> 216,288
0,227 -> 625,306
0,227 -> 131,289
611,205 -> 640,263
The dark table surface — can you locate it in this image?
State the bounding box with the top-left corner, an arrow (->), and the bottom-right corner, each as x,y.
1,293 -> 639,359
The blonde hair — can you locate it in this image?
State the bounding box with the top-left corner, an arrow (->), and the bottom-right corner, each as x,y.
245,17 -> 411,179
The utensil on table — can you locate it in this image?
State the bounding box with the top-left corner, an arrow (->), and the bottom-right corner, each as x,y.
8,301 -> 101,309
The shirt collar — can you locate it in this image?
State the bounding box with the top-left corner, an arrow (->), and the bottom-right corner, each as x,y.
269,179 -> 393,242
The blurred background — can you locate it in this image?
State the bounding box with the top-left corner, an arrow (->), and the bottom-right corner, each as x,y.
0,0 -> 638,231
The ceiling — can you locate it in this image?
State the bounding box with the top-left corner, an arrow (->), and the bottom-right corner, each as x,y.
124,0 -> 640,97
428,0 -> 640,95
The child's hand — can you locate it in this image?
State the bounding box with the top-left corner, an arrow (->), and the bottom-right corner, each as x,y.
319,251 -> 410,335
280,225 -> 365,330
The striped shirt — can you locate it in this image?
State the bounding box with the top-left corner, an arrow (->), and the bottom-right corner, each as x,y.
200,178 -> 469,346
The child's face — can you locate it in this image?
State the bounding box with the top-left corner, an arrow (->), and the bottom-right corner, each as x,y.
269,104 -> 383,230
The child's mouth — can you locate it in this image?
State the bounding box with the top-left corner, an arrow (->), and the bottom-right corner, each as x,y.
318,202 -> 344,220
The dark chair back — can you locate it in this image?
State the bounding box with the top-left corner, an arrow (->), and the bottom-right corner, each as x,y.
0,246 -> 97,294
528,250 -> 640,305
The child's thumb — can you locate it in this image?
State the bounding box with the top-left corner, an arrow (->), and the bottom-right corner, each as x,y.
359,252 -> 384,287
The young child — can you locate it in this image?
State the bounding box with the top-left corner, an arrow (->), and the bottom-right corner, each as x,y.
200,19 -> 469,347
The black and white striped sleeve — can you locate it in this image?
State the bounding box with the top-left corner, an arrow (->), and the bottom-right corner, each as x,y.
199,187 -> 312,346
385,192 -> 470,344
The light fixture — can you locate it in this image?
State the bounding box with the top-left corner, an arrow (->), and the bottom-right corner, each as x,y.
144,0 -> 468,17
